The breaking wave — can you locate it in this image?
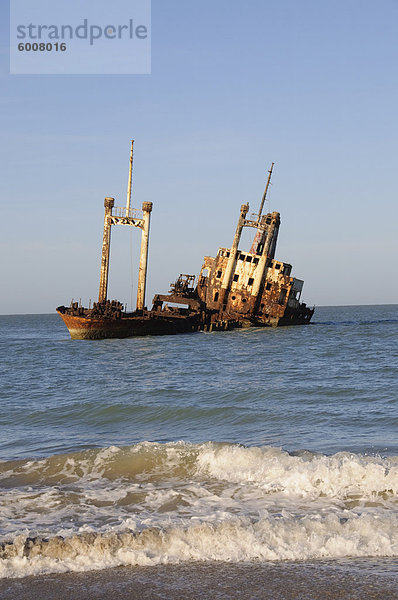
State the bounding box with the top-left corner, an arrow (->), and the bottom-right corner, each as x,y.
1,442 -> 398,578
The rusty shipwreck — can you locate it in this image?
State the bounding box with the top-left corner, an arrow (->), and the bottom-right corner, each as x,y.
57,142 -> 314,339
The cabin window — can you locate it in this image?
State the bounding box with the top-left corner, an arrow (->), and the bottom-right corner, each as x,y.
248,277 -> 254,286
214,291 -> 219,302
275,264 -> 281,270
246,256 -> 252,263
239,253 -> 245,261
216,270 -> 222,278
233,274 -> 239,282
266,283 -> 272,290
242,298 -> 247,303
278,288 -> 287,304
226,251 -> 230,258
231,295 -> 236,300
253,258 -> 259,264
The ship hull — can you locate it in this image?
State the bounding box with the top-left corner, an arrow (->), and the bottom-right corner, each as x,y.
57,310 -> 202,340
57,307 -> 313,340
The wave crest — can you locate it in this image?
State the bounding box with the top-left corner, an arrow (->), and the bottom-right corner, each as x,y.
1,443 -> 397,501
1,511 -> 397,579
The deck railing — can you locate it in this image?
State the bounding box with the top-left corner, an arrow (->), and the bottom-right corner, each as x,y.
112,206 -> 144,220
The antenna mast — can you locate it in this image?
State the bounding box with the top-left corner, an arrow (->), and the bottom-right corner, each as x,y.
257,162 -> 274,223
126,140 -> 134,216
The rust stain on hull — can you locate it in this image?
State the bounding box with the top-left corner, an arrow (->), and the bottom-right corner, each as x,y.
57,310 -> 202,339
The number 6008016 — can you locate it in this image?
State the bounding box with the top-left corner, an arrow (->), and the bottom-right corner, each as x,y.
18,42 -> 67,51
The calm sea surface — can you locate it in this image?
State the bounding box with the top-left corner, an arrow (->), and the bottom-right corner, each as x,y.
0,305 -> 397,591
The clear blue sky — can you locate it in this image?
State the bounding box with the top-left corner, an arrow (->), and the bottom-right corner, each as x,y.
1,0 -> 397,314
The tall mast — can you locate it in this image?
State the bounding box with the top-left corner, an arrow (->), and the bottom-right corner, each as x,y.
126,140 -> 134,216
98,197 -> 115,303
257,162 -> 274,223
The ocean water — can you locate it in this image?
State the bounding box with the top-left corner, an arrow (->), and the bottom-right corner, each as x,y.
0,305 -> 397,588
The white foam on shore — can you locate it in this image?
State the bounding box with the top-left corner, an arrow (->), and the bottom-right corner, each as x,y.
1,443 -> 397,578
0,511 -> 397,579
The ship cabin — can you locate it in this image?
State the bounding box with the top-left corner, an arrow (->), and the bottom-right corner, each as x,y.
196,205 -> 312,327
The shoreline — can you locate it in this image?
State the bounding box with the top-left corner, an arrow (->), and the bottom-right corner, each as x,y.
1,559 -> 398,600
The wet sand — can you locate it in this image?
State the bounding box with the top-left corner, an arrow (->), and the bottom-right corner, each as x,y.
1,559 -> 397,600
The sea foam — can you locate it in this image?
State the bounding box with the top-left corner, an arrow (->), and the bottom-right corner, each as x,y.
0,511 -> 397,579
1,442 -> 397,578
